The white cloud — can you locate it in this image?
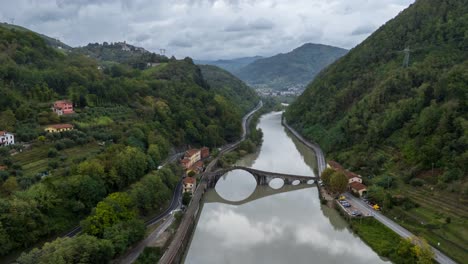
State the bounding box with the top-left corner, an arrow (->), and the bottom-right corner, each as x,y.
199,207 -> 284,248
0,0 -> 414,59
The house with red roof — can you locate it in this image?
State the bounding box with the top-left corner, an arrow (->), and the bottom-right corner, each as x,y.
183,177 -> 196,194
52,100 -> 74,115
327,159 -> 367,197
349,182 -> 367,197
327,160 -> 344,171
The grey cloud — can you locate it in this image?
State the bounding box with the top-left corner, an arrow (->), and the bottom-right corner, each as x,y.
169,39 -> 193,48
0,0 -> 414,60
351,24 -> 377,36
249,18 -> 274,30
224,18 -> 274,32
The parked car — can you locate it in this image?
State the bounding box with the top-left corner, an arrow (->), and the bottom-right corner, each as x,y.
339,196 -> 346,201
352,210 -> 362,216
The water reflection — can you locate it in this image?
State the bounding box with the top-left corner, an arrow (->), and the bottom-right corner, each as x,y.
184,112 -> 387,264
215,170 -> 257,202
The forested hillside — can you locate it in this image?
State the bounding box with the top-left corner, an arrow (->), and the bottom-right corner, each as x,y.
0,25 -> 252,259
286,0 -> 467,261
236,43 -> 347,90
0,22 -> 72,50
73,42 -> 169,69
199,65 -> 259,115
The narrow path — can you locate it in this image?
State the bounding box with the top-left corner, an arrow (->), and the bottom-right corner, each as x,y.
283,116 -> 457,264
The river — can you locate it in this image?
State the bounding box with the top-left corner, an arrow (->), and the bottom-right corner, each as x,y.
183,111 -> 388,264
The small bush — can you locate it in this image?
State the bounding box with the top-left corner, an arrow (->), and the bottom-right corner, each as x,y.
48,148 -> 58,158
409,178 -> 425,187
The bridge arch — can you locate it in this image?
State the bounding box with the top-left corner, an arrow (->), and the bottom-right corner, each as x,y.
206,166 -> 318,189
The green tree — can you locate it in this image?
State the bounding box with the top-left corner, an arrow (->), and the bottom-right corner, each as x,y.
0,110 -> 16,131
115,147 -> 148,187
103,219 -> 145,255
1,177 -> 19,195
78,160 -> 105,178
182,192 -> 192,206
16,235 -> 114,264
81,192 -> 137,237
411,237 -> 435,264
321,168 -> 334,186
330,171 -> 348,194
147,144 -> 162,165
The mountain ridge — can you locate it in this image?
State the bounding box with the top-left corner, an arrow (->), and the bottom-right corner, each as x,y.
235,43 -> 348,90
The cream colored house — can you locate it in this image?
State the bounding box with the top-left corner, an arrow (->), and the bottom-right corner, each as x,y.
45,124 -> 74,133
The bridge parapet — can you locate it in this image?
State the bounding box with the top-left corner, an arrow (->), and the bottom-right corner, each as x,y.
206,166 -> 317,188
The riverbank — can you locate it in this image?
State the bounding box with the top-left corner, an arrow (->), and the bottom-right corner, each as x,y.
281,116 -> 457,264
281,116 -> 334,207
158,101 -> 263,264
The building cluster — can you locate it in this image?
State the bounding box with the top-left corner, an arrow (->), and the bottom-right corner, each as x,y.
0,131 -> 15,147
181,147 -> 209,194
52,100 -> 74,116
1,100 -> 76,149
327,160 -> 368,197
256,86 -> 305,97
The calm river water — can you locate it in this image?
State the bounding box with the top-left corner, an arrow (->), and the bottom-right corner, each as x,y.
183,112 -> 387,264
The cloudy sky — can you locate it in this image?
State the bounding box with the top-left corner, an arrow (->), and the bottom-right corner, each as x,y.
0,0 -> 414,60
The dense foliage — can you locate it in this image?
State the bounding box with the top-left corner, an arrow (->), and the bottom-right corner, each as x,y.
199,65 -> 259,114
0,24 -> 257,258
0,22 -> 71,50
287,0 -> 467,187
350,218 -> 434,264
73,42 -> 169,69
236,43 -> 347,90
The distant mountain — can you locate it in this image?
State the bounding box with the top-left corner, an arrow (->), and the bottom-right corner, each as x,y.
199,65 -> 259,115
196,56 -> 262,73
0,22 -> 72,50
236,43 -> 347,90
73,42 -> 168,67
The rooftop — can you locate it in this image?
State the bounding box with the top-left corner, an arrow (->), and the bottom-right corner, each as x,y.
328,160 -> 343,170
183,177 -> 196,184
47,124 -> 74,129
350,181 -> 367,191
344,170 -> 360,179
185,149 -> 200,158
54,100 -> 72,104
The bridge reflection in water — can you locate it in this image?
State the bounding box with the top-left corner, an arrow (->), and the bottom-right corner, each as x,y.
204,168 -> 316,206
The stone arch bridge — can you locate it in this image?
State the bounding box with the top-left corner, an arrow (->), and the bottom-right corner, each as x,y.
205,166 -> 318,189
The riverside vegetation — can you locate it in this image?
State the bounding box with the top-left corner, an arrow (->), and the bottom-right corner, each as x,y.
287,0 -> 467,262
0,24 -> 258,262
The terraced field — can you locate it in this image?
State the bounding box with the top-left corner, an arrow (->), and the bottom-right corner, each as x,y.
388,184 -> 468,264
13,143 -> 102,178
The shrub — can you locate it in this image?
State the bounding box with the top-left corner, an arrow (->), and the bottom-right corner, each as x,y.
409,178 -> 425,187
47,148 -> 58,158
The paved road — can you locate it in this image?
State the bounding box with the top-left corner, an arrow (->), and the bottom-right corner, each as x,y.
144,181 -> 182,226
282,118 -> 326,176
345,194 -> 457,264
284,116 -> 456,264
159,101 -> 263,264
118,215 -> 176,264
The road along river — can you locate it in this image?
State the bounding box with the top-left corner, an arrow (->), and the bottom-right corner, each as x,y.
183,111 -> 389,264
